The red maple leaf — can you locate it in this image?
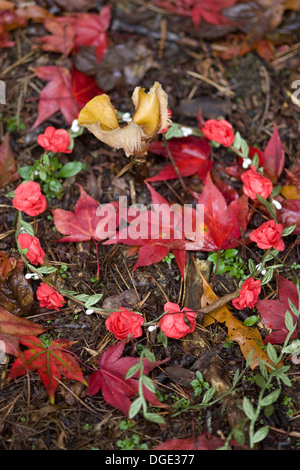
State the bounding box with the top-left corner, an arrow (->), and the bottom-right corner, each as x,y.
152,0 -> 237,28
72,6 -> 111,61
71,67 -> 104,109
35,16 -> 75,56
0,306 -> 45,356
104,182 -> 192,277
153,431 -> 229,450
32,66 -> 79,129
147,136 -> 212,182
8,335 -> 87,403
31,66 -> 102,129
256,276 -> 299,344
36,6 -> 110,61
52,184 -> 119,243
260,122 -> 285,184
87,341 -> 169,417
185,173 -> 249,252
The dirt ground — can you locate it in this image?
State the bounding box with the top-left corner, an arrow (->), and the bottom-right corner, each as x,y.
0,0 -> 300,451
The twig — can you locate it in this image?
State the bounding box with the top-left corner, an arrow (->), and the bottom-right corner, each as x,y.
162,136 -> 189,194
196,289 -> 240,316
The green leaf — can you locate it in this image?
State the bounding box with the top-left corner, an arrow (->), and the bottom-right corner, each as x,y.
143,412 -> 165,424
256,195 -> 277,221
246,349 -> 254,367
224,249 -> 238,259
288,298 -> 299,318
164,123 -> 184,140
244,315 -> 259,327
261,268 -> 274,286
251,152 -> 259,168
271,185 -> 282,197
252,425 -> 269,444
242,396 -> 256,420
125,363 -> 141,380
266,342 -> 278,364
157,330 -> 168,347
35,266 -> 57,275
264,404 -> 274,418
278,374 -> 292,387
202,386 -> 216,404
128,397 -> 143,419
285,310 -> 296,333
260,389 -> 281,407
232,368 -> 240,387
240,138 -> 249,158
233,132 -> 242,150
58,162 -> 85,178
248,259 -> 256,274
143,349 -> 156,363
141,375 -> 156,393
259,361 -> 269,380
254,374 -> 266,389
18,165 -> 34,180
84,294 -> 103,308
282,225 -> 296,237
19,220 -> 35,236
232,427 -> 245,445
282,339 -> 300,355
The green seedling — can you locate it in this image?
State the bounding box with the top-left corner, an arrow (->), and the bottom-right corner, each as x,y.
208,249 -> 247,280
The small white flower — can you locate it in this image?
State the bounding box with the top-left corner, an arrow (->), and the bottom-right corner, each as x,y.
85,309 -> 94,315
242,158 -> 252,169
272,200 -> 282,210
181,126 -> 193,137
261,269 -> 267,276
256,263 -> 262,271
25,273 -> 39,280
122,112 -> 132,123
34,170 -> 39,176
71,119 -> 80,132
148,325 -> 158,332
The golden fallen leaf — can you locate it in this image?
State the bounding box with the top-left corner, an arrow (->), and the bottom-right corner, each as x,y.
198,270 -> 272,369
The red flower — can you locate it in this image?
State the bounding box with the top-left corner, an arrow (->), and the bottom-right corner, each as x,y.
250,220 -> 285,251
37,283 -> 66,311
105,308 -> 144,341
241,166 -> 273,200
17,233 -> 45,266
37,126 -> 71,153
13,181 -> 47,216
202,119 -> 235,147
159,302 -> 197,339
232,277 -> 261,310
